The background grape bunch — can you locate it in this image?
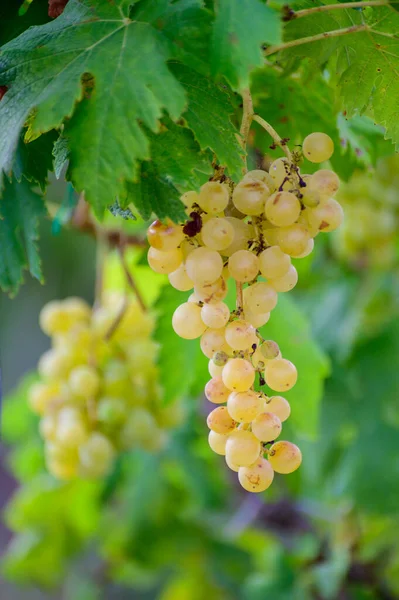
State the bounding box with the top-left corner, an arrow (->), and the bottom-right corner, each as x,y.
147,132 -> 343,493
27,293 -> 179,480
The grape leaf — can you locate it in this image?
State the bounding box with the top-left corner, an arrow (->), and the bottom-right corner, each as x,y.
0,176 -> 47,295
132,0 -> 212,75
0,0 -> 186,215
171,63 -> 244,180
53,135 -> 69,180
211,0 -> 282,90
259,294 -> 330,439
154,285 -> 201,405
13,132 -> 58,190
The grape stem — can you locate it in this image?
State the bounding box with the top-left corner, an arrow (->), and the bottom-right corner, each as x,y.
239,88 -> 254,173
291,0 -> 389,20
236,280 -> 244,317
104,294 -> 129,341
117,247 -> 147,313
264,24 -> 368,56
252,114 -> 292,161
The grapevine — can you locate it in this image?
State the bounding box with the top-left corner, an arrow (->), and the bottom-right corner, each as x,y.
147,98 -> 343,493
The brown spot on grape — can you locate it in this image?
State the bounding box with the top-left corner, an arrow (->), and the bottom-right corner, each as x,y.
319,220 -> 329,230
273,193 -> 281,205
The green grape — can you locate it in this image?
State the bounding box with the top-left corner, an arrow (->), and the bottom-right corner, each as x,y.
302,132 -> 334,163
68,365 -> 100,399
268,441 -> 302,474
79,432 -> 115,478
97,396 -> 127,426
238,457 -> 274,493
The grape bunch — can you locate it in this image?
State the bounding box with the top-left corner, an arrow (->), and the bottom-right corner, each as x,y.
147,132 -> 343,493
28,294 -> 178,480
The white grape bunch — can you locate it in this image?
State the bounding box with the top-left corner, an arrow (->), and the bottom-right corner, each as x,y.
148,131 -> 343,493
29,294 -> 181,480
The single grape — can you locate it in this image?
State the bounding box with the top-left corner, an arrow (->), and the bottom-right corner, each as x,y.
301,183 -> 321,208
265,358 -> 297,391
265,395 -> 291,422
307,198 -> 344,232
303,132 -> 334,163
206,406 -> 236,434
208,359 -> 224,378
208,430 -> 229,455
213,350 -> 229,366
225,319 -> 257,351
309,169 -> 340,200
201,302 -> 230,329
39,300 -> 67,336
198,181 -> 230,213
147,246 -> 183,274
194,276 -> 227,304
62,297 -> 91,322
28,381 -> 62,415
243,169 -> 275,192
79,432 -> 115,478
168,263 -> 194,292
268,264 -> 298,292
268,440 -> 302,474
263,225 -> 280,247
238,457 -> 274,493
227,390 -> 264,422
69,365 -> 100,398
38,349 -> 73,381
265,192 -> 301,227
295,238 -> 314,258
172,302 -> 207,339
181,190 -> 198,213
277,224 -> 310,257
200,328 -> 229,359
225,429 -> 261,467
269,157 -> 290,188
245,310 -> 270,328
205,376 -> 231,404
259,246 -> 291,279
232,179 -> 270,216
225,453 -> 240,472
252,412 -> 282,442
147,219 -> 184,251
97,396 -> 127,426
201,217 -> 235,251
222,358 -> 255,392
57,407 -> 88,448
260,340 -> 280,359
186,247 -> 223,286
228,250 -> 259,282
39,414 -> 57,441
245,282 -> 278,315
223,217 -> 255,257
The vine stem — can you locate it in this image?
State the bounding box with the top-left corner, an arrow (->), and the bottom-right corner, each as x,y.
293,0 -> 389,19
264,24 -> 368,56
252,114 -> 292,161
117,246 -> 147,313
239,88 -> 254,173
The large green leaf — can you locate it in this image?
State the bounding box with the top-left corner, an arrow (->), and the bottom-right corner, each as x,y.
211,0 -> 282,90
259,293 -> 330,439
154,285 -> 201,405
0,176 -> 47,295
171,63 -> 244,180
0,0 -> 186,215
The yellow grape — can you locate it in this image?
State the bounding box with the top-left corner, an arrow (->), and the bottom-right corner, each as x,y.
39,414 -> 57,441
200,328 -> 229,358
309,169 -> 340,200
225,319 -> 257,351
69,365 -> 100,398
307,198 -> 344,233
265,191 -> 301,227
252,412 -> 282,442
258,246 -> 291,279
56,407 -> 88,447
260,340 -> 280,359
147,219 -> 184,251
222,217 -> 255,257
265,395 -> 291,422
208,359 -> 224,378
205,376 -> 231,404
227,390 -> 264,423
38,349 -> 73,381
28,381 -> 63,415
232,179 -> 270,216
243,169 -> 275,192
303,132 -> 334,163
245,310 -> 270,328
201,217 -> 235,251
269,157 -> 290,188
225,429 -> 261,467
147,246 -> 183,274
277,224 -> 310,257
268,440 -> 302,474
228,250 -> 259,282
39,301 -> 68,336
222,358 -> 255,392
194,276 -> 227,304
168,263 -> 194,292
225,453 -> 240,472
97,396 -> 127,426
185,247 -> 223,286
198,181 -> 230,213
238,457 -> 274,493
201,302 -> 230,329
295,238 -> 314,258
245,282 -> 278,315
268,264 -> 298,292
79,432 -> 115,477
208,430 -> 229,455
181,190 -> 198,213
265,358 -> 297,392
206,406 -> 236,434
172,302 -> 207,339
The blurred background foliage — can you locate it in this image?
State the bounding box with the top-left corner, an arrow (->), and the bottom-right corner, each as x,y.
1,150 -> 399,600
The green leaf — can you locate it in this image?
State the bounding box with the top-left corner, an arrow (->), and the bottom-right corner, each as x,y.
171,63 -> 244,179
154,285 -> 200,405
2,372 -> 39,444
0,176 -> 47,295
126,162 -> 187,222
259,294 -> 330,439
0,0 -> 186,215
53,135 -> 69,180
132,0 -> 213,75
13,132 -> 58,190
211,0 -> 282,90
